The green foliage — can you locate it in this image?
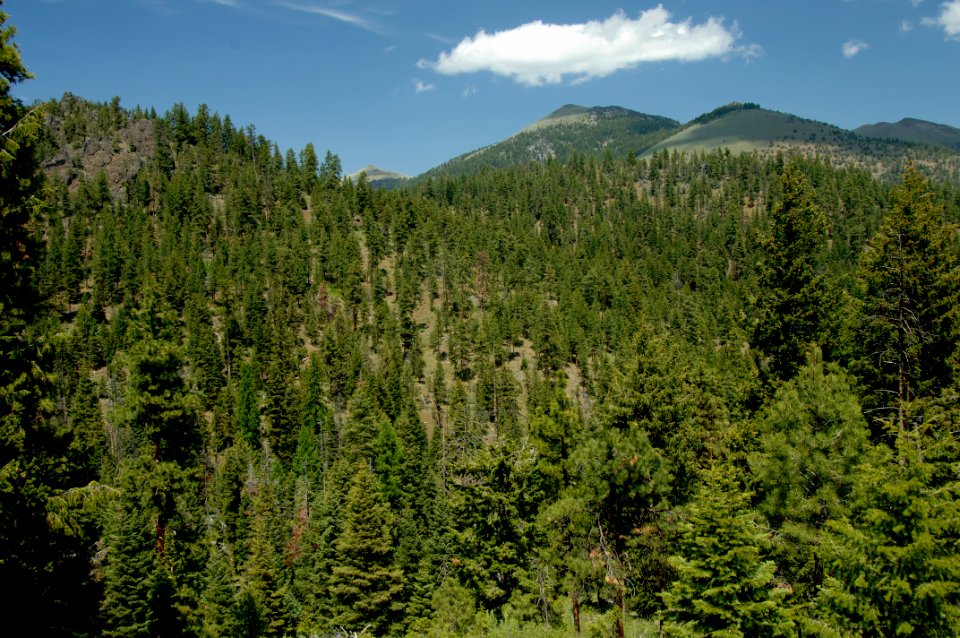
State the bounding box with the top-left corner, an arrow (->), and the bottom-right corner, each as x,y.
235,361 -> 260,448
127,338 -> 201,465
328,462 -> 405,635
662,464 -> 794,637
750,351 -> 873,601
812,428 -> 960,636
0,15 -> 103,635
850,164 -> 959,433
752,164 -> 827,381
690,101 -> 761,125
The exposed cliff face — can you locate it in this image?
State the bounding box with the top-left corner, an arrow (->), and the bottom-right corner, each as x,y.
40,94 -> 155,198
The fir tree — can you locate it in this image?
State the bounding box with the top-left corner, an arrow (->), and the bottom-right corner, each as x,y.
752,164 -> 827,382
749,350 -> 873,601
812,426 -> 960,637
662,464 -> 794,637
328,462 -> 405,635
851,164 -> 959,434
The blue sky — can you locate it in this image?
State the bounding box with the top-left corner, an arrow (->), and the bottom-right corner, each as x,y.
9,0 -> 960,175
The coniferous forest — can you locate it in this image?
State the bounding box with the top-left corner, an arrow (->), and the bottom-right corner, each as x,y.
3,10 -> 960,638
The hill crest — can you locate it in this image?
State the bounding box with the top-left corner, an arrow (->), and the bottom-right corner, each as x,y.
854,117 -> 960,151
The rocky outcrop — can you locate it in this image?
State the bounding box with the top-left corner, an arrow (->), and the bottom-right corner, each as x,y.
41,95 -> 155,199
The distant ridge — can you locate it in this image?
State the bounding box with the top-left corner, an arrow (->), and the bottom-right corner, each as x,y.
854,118 -> 960,151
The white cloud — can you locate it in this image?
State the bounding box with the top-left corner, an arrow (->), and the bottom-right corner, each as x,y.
900,20 -> 914,32
414,79 -> 436,93
461,85 -> 478,98
842,39 -> 869,57
419,6 -> 751,86
922,1 -> 960,39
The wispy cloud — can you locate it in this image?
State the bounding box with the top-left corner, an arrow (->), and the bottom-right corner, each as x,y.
842,39 -> 869,57
922,1 -> 960,39
275,1 -> 379,32
418,7 -> 754,86
414,79 -> 436,93
900,20 -> 914,32
426,33 -> 455,45
461,85 -> 477,98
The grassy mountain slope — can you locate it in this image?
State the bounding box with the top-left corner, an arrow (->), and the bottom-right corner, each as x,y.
855,117 -> 960,151
417,104 -> 679,180
644,104 -> 854,156
641,103 -> 960,181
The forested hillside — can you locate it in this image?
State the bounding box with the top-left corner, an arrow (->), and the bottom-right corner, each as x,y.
417,105 -> 679,181
3,16 -> 960,638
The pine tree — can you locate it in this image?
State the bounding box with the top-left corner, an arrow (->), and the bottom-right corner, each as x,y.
235,362 -> 260,448
100,463 -> 159,638
236,466 -> 289,638
341,381 -> 389,464
374,417 -> 404,508
662,464 -> 794,637
328,462 -> 405,635
127,338 -> 201,466
199,543 -> 237,638
752,164 -> 827,382
100,457 -> 196,638
812,426 -> 960,637
749,350 -> 873,601
0,14 -> 94,634
851,164 -> 959,434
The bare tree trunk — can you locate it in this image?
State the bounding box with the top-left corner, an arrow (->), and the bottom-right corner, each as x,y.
572,589 -> 581,638
614,587 -> 625,638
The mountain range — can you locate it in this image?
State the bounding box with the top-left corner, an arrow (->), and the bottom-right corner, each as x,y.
365,102 -> 960,185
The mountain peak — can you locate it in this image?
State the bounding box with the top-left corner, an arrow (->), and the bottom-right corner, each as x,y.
545,104 -> 589,118
346,165 -> 410,187
539,104 -> 641,125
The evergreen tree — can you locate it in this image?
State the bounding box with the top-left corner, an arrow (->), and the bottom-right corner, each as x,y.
662,464 -> 794,637
810,425 -> 960,637
328,462 -> 405,635
236,465 -> 289,638
446,439 -> 538,616
851,164 -> 959,434
100,463 -> 161,638
0,14 -> 98,635
199,543 -> 236,638
749,350 -> 873,601
752,164 -> 827,382
342,380 -> 389,464
127,338 -> 201,466
235,362 -> 260,448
